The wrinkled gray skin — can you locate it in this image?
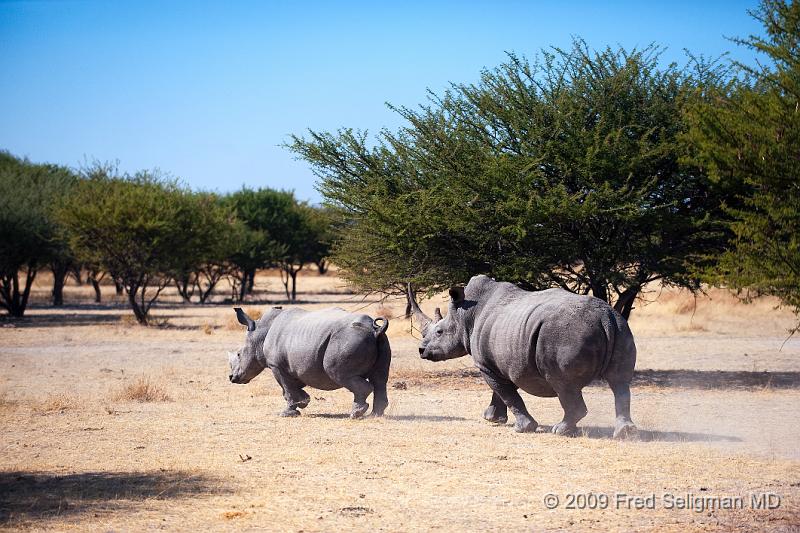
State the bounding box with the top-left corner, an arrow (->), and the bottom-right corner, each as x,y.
228,306 -> 391,419
409,275 -> 637,439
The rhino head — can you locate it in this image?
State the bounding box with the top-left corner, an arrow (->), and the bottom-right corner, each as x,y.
407,284 -> 469,361
228,307 -> 272,384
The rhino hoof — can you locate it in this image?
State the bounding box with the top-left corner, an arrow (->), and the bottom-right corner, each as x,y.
280,408 -> 300,418
483,406 -> 508,424
613,422 -> 638,440
485,414 -> 508,425
551,421 -> 580,437
514,418 -> 538,433
350,403 -> 369,419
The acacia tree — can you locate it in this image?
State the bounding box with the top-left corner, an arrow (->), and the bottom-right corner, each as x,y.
0,152 -> 75,317
58,168 -> 204,324
306,206 -> 334,275
686,0 -> 800,330
276,202 -> 331,301
173,192 -> 239,304
289,41 -> 731,318
224,187 -> 290,301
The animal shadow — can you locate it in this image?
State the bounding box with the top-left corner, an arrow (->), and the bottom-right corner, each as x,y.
558,425 -> 742,443
303,413 -> 469,422
0,470 -> 229,523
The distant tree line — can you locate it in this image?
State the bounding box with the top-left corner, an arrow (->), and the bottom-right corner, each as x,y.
0,159 -> 331,324
289,0 -> 800,327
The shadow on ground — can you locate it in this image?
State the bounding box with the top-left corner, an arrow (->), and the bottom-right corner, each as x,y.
569,426 -> 743,443
629,369 -> 800,390
304,413 -> 469,422
1,313 -> 125,328
0,470 -> 229,523
406,368 -> 800,391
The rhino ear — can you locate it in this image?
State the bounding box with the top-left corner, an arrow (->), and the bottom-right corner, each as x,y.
234,307 -> 256,332
433,307 -> 443,322
448,287 -> 465,305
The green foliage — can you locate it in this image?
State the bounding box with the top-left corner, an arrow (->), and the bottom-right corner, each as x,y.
225,187 -> 332,301
290,40 -> 730,317
0,151 -> 76,316
173,192 -> 240,304
57,167 -> 207,324
685,0 -> 800,330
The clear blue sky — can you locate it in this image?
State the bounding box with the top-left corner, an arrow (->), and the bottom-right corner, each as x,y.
0,0 -> 763,204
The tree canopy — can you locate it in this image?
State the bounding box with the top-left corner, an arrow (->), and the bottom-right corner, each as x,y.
289,40 -> 730,317
686,0 -> 800,331
0,151 -> 75,316
57,168 -> 213,324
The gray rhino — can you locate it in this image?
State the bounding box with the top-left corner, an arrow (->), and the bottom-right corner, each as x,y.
408,275 -> 637,438
228,306 -> 391,419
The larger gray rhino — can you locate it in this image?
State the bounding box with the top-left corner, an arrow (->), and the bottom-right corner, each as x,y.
228,306 -> 391,419
408,275 -> 637,439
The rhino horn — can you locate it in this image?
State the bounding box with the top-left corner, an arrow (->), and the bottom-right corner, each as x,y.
234,307 -> 256,332
433,307 -> 443,322
407,283 -> 432,334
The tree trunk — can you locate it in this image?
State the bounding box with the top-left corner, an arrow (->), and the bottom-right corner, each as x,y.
316,259 -> 328,275
51,261 -> 70,306
115,280 -> 124,296
1,266 -> 37,317
613,285 -> 640,320
247,269 -> 256,293
90,277 -> 102,303
127,286 -> 148,325
404,302 -> 412,319
590,280 -> 608,304
175,276 -> 193,302
290,270 -> 298,302
238,271 -> 249,302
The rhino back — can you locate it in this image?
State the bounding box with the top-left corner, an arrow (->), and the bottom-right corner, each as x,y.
264,308 -> 377,389
470,282 -> 615,393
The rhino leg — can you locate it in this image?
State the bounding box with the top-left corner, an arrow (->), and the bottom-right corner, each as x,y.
272,368 -> 310,417
551,387 -> 588,437
480,370 -> 537,433
483,392 -> 508,424
338,376 -> 373,419
367,335 -> 391,417
608,380 -> 637,439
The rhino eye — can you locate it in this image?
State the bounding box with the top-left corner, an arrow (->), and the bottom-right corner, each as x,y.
436,328 -> 443,336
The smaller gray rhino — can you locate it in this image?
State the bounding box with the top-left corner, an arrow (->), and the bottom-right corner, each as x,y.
228,306 -> 391,419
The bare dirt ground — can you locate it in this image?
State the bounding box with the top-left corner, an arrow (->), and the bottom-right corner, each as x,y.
1,271 -> 799,531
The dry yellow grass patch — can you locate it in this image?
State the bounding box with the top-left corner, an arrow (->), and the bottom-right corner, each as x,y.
33,392 -> 78,414
373,302 -> 395,320
113,376 -> 171,402
0,392 -> 17,413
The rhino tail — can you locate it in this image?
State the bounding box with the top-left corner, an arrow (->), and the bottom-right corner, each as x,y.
373,317 -> 389,338
600,309 -> 636,382
598,310 -> 617,379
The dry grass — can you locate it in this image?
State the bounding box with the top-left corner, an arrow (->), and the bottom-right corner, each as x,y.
33,392 -> 78,414
373,302 -> 395,321
1,273 -> 799,531
112,376 -> 172,403
676,322 -> 709,332
0,392 -> 17,414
